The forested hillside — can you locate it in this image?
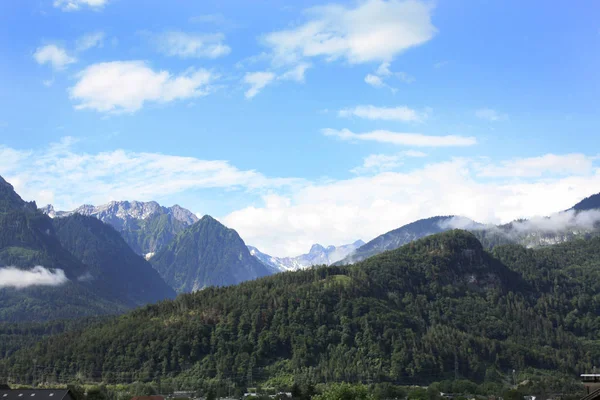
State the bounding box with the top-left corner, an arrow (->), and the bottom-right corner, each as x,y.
3,230 -> 600,391
52,214 -> 176,306
151,215 -> 273,292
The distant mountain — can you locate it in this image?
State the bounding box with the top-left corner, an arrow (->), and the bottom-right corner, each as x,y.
150,216 -> 273,292
41,201 -> 198,256
249,240 -> 365,271
52,214 -> 176,306
337,192 -> 600,265
336,216 -> 473,265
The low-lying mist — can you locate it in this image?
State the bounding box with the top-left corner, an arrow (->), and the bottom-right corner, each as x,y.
0,266 -> 69,289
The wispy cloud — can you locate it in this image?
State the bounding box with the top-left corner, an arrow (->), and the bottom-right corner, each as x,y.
76,32 -> 105,51
189,14 -> 237,29
365,62 -> 412,90
70,61 -> 216,113
351,150 -> 428,174
322,128 -> 476,147
338,105 -> 428,122
33,45 -> 76,70
433,60 -> 449,69
53,0 -> 108,11
0,137 -> 300,211
351,153 -> 404,174
0,266 -> 68,289
365,74 -> 384,88
244,71 -> 276,98
279,63 -> 311,82
475,108 -> 507,122
152,31 -> 231,59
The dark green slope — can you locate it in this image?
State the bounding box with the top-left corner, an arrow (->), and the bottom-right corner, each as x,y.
0,176 -> 173,322
4,230 -> 600,387
0,178 -> 126,322
52,214 -> 176,306
151,215 -> 273,292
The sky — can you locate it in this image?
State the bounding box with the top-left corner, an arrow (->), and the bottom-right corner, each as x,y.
0,0 -> 600,257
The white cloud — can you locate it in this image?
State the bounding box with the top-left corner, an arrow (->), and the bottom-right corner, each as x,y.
338,105 -> 428,122
223,157 -> 600,256
0,138 -> 299,213
33,45 -> 76,70
475,108 -> 507,122
70,61 -> 215,113
76,32 -> 105,51
154,31 -> 231,59
365,74 -> 384,87
53,0 -> 108,11
43,79 -> 55,87
322,128 -> 477,147
478,154 -> 595,178
279,63 -> 311,82
0,266 -> 68,289
244,71 -> 276,98
2,139 -> 600,258
263,0 -> 436,65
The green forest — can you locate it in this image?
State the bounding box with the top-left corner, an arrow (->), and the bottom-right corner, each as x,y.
2,230 -> 599,398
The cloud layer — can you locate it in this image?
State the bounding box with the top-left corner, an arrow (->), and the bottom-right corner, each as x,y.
1,140 -> 599,257
0,266 -> 69,289
223,158 -> 600,256
70,61 -> 215,113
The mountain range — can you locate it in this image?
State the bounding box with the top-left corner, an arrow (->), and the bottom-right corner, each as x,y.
41,201 -> 198,257
5,171 -> 600,325
335,194 -> 600,265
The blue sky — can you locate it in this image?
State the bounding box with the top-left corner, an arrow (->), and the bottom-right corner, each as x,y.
1,0 -> 599,256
